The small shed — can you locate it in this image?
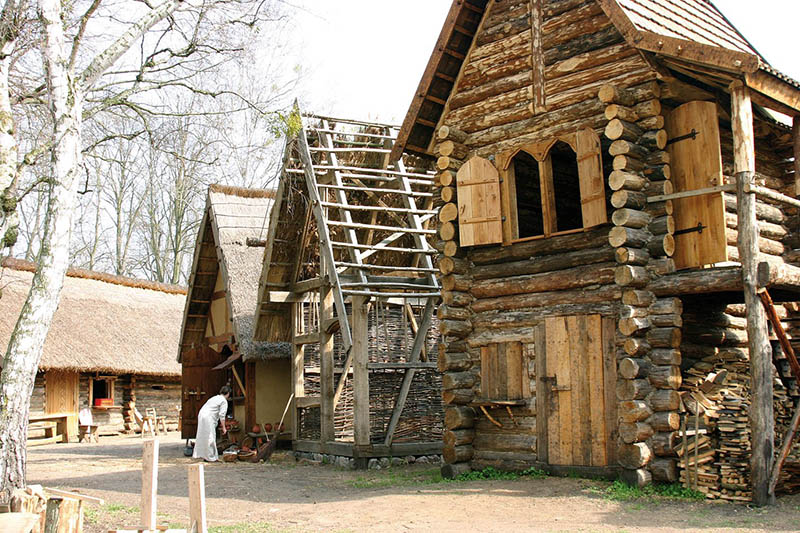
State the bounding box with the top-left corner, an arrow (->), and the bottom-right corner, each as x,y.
178,185 -> 291,441
392,0 -> 800,502
253,112 -> 444,465
0,258 -> 185,439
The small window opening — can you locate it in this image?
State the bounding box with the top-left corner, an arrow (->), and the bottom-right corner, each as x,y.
550,141 -> 582,233
93,379 -> 110,400
151,385 -> 165,391
513,151 -> 543,239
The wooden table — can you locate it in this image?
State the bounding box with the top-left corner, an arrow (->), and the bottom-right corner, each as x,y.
29,412 -> 74,443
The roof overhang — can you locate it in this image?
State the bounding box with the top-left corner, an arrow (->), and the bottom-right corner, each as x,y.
745,69 -> 800,116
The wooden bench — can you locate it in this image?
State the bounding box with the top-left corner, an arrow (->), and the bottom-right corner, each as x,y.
28,413 -> 72,444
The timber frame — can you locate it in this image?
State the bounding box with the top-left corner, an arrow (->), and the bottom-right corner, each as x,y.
391,0 -> 800,503
254,110 -> 444,464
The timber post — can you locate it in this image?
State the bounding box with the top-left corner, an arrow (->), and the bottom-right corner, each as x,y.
730,80 -> 775,506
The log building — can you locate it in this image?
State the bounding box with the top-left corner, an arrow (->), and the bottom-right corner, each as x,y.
253,113 -> 444,465
391,0 -> 800,503
179,185 -> 291,441
0,258 -> 184,439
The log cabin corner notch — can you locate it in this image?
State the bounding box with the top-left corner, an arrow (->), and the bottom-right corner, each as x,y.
393,0 -> 800,500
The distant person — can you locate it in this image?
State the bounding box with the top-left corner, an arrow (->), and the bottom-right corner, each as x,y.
193,385 -> 231,462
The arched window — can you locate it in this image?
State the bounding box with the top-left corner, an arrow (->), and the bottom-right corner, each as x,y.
499,129 -> 607,242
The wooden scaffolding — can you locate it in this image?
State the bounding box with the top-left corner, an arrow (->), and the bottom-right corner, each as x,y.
254,110 -> 443,463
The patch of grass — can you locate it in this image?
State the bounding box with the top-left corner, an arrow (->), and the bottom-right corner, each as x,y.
597,480 -> 705,502
453,466 -> 548,482
349,467 -> 444,488
209,522 -> 290,533
104,503 -> 139,514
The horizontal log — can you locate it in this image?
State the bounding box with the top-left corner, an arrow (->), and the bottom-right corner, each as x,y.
440,187 -> 456,204
646,327 -> 681,348
441,320 -> 472,339
441,462 -> 472,478
471,284 -> 620,313
443,444 -> 474,464
620,422 -> 654,444
616,247 -> 650,266
437,125 -> 468,144
648,267 -> 742,296
623,337 -> 651,356
443,241 -> 458,257
470,262 -> 617,299
620,467 -> 652,488
438,352 -> 473,373
605,119 -> 643,142
605,103 -> 639,122
472,432 -> 537,453
438,170 -> 456,187
617,378 -> 653,400
648,389 -> 681,411
647,365 -> 681,390
619,358 -> 651,379
618,442 -> 653,469
648,412 -> 680,432
621,305 -> 648,319
640,130 -> 667,150
469,227 -> 608,265
613,154 -> 646,172
442,290 -> 472,307
758,261 -> 800,291
611,190 -> 647,209
609,226 -> 650,248
638,115 -> 665,131
644,199 -> 673,218
619,400 -> 652,423
443,371 -> 477,391
435,140 -> 469,160
649,297 -> 682,315
443,388 -> 476,405
472,246 -> 614,280
650,431 -> 678,457
650,458 -> 677,482
609,170 -> 648,191
444,429 -> 475,447
439,221 -> 456,241
439,256 -> 469,276
609,139 -> 649,159
619,317 -> 650,336
445,406 -> 476,429
442,275 -> 472,293
634,99 -> 661,118
649,349 -> 681,366
648,216 -> 675,236
439,203 -> 458,223
651,314 -> 681,328
438,304 -> 471,321
615,265 -> 649,288
643,164 -> 670,181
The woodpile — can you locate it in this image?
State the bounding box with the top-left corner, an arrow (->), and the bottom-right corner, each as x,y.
676,301 -> 800,501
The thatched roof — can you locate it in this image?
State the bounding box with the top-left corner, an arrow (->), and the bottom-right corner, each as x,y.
0,258 -> 184,376
180,184 -> 290,362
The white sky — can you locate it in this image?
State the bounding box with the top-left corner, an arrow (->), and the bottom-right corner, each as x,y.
287,0 -> 800,124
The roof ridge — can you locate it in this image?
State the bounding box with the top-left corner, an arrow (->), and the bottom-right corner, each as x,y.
1,257 -> 187,295
208,183 -> 276,199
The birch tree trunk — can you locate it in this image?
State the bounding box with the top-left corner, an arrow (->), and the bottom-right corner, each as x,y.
0,0 -> 183,500
0,0 -> 81,501
0,1 -> 21,251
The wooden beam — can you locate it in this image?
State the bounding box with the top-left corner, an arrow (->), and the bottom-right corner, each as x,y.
290,303 -> 304,442
367,362 -> 438,370
231,366 -> 246,399
320,266 -> 335,442
141,439 -> 159,530
731,81 -> 775,506
188,464 -> 207,533
530,0 -> 546,114
746,70 -> 800,114
352,296 -> 370,447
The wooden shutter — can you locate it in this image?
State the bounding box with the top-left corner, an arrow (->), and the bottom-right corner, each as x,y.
456,156 -> 503,247
480,341 -> 530,401
666,101 -> 727,269
575,128 -> 607,228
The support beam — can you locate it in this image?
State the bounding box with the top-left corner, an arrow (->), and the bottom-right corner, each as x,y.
188,464 -> 207,533
731,81 -> 775,506
290,303 -> 305,443
141,439 -> 159,530
352,296 -> 370,447
320,268 -> 335,442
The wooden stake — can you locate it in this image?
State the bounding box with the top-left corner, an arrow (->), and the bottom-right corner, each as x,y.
188,464 -> 207,533
352,296 -> 370,447
141,439 -> 159,530
731,81 -> 775,506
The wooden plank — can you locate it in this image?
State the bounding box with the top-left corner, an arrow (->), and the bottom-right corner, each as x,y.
587,314 -> 606,466
539,156 -> 557,236
500,157 -> 519,244
535,322 -> 548,463
480,345 -> 490,400
521,342 -> 533,399
576,128 -> 607,227
295,396 -> 322,409
291,304 -> 304,442
545,318 -> 561,464
570,315 -> 590,466
497,342 -> 508,401
506,341 -> 523,400
45,488 -> 104,504
319,265 -> 335,442
665,100 -> 727,269
556,316 -> 572,466
457,156 -> 503,247
188,464 -> 207,533
352,296 -> 370,447
647,184 -> 735,203
141,439 -> 158,531
745,70 -> 800,115
602,316 -> 617,466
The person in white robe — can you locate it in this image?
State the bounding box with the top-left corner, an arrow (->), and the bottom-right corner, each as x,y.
193,385 -> 231,461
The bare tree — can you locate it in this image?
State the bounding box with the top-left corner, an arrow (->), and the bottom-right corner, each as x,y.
0,0 -> 296,499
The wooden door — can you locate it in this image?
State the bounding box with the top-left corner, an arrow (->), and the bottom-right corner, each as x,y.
181,346 -> 226,439
536,315 -> 617,467
45,370 -> 79,415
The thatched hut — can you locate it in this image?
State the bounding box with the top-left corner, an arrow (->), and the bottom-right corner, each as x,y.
0,258 -> 185,439
178,184 -> 291,441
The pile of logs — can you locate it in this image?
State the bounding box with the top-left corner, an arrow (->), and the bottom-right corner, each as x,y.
601,80 -> 680,486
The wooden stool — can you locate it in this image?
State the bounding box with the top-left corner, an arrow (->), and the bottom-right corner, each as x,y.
78,424 -> 99,443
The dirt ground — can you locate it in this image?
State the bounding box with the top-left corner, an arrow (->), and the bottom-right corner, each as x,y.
26,433 -> 800,533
